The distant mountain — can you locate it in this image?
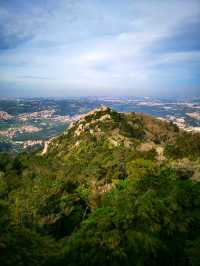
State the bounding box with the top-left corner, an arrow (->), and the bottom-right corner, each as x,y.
0,107 -> 200,266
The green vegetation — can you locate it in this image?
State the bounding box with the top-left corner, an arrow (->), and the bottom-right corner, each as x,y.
0,107 -> 200,265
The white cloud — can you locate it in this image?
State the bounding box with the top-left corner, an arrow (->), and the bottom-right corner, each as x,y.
0,0 -> 200,96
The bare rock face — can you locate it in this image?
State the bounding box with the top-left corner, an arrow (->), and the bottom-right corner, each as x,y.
0,111 -> 13,120
78,105 -> 111,121
69,106 -> 113,137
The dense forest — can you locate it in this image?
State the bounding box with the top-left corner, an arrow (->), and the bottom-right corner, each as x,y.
0,107 -> 200,266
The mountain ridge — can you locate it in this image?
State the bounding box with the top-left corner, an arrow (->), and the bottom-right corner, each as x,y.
46,105 -> 180,159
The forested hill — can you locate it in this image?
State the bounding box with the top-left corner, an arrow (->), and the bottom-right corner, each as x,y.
47,105 -> 200,160
0,107 -> 200,266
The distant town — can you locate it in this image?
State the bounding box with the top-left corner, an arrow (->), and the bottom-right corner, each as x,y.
1,97 -> 200,152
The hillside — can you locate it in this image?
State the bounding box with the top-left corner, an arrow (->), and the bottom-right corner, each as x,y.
47,105 -> 200,157
46,106 -> 200,180
0,107 -> 200,266
48,105 -> 178,154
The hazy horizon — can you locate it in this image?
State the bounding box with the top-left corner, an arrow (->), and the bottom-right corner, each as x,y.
0,0 -> 200,97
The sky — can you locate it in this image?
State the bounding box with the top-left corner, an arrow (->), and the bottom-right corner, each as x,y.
0,0 -> 200,98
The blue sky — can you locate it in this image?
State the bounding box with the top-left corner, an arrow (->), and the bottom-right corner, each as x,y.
0,0 -> 200,97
